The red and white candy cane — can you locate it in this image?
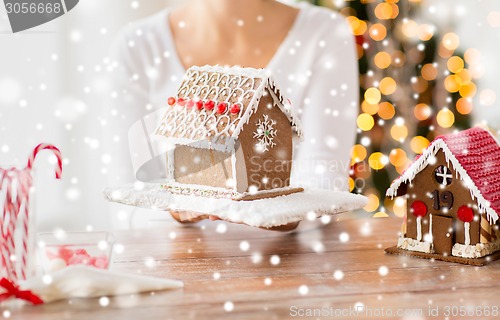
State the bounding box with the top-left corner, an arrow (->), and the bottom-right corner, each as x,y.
21,144 -> 62,279
0,144 -> 62,284
27,144 -> 63,179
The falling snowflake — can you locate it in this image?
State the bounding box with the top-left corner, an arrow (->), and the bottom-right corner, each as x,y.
253,115 -> 277,152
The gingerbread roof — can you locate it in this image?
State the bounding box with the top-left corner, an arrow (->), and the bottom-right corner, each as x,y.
387,127 -> 500,223
155,65 -> 302,152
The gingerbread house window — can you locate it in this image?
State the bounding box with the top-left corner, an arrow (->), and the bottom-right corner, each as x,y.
434,165 -> 453,186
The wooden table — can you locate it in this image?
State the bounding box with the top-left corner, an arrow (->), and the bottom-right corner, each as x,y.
8,217 -> 500,319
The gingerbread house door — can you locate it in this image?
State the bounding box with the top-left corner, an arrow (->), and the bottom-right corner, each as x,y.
432,214 -> 453,255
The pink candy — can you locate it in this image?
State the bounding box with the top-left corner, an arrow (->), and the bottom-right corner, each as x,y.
47,246 -> 109,270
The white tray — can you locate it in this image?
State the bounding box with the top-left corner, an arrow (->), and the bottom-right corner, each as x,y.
103,183 -> 368,228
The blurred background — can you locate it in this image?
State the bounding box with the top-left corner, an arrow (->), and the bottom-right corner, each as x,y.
0,0 -> 499,231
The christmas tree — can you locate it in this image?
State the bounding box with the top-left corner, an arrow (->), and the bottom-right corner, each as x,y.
305,0 -> 476,217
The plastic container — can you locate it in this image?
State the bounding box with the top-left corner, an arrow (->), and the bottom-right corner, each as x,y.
38,231 -> 114,273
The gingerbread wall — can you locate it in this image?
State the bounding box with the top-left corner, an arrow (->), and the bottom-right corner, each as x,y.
405,150 -> 481,247
237,89 -> 293,191
172,145 -> 233,189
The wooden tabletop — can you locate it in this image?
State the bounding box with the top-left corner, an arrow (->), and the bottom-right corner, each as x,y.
8,216 -> 500,319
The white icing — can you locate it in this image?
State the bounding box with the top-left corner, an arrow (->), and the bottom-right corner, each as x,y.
416,216 -> 422,241
166,144 -> 175,180
465,222 -> 471,245
427,214 -> 433,242
452,238 -> 500,258
386,139 -> 499,224
161,181 -> 301,200
253,115 -> 277,152
103,183 -> 368,228
397,237 -> 432,253
155,65 -> 303,153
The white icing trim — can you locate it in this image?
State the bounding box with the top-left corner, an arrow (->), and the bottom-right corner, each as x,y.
452,238 -> 500,258
464,222 -> 471,245
155,65 -> 303,152
397,237 -> 432,253
232,146 -> 248,193
167,144 -> 175,180
267,82 -> 303,138
416,216 -> 422,241
161,182 -> 302,200
428,214 -> 433,242
386,139 -> 499,223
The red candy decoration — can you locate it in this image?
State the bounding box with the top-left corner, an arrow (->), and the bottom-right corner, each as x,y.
230,104 -> 241,115
177,97 -> 186,106
457,205 -> 474,223
411,200 -> 428,218
195,100 -> 204,110
217,102 -> 228,114
167,97 -> 176,106
205,100 -> 215,111
186,100 -> 194,109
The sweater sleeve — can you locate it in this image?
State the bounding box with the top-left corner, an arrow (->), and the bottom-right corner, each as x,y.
292,12 -> 359,191
102,26 -> 152,185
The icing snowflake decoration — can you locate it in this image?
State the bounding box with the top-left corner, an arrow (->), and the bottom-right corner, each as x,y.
253,115 -> 277,152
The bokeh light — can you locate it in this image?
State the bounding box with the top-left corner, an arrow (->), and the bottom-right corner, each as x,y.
379,77 -> 397,95
459,82 -> 477,98
413,103 -> 432,121
389,148 -> 407,167
369,23 -> 387,41
464,48 -> 481,65
447,56 -> 464,73
418,24 -> 434,41
456,98 -> 473,114
374,3 -> 393,20
421,63 -> 438,81
378,102 -> 395,120
401,19 -> 418,38
369,152 -> 388,170
363,193 -> 380,212
390,124 -> 408,141
351,144 -> 367,163
444,75 -> 462,93
374,52 -> 392,69
442,32 -> 460,51
357,113 -> 375,131
361,100 -> 379,115
364,87 -> 381,104
436,108 -> 455,128
410,136 -> 430,154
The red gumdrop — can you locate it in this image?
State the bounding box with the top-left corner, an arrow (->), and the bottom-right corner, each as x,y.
57,246 -> 75,262
93,256 -> 109,269
177,97 -> 186,106
195,100 -> 204,110
411,200 -> 428,218
186,100 -> 194,109
167,97 -> 176,106
230,104 -> 241,115
68,254 -> 91,266
457,205 -> 474,223
217,102 -> 228,114
204,100 -> 215,111
74,249 -> 90,257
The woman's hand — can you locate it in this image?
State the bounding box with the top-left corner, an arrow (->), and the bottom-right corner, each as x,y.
169,210 -> 300,231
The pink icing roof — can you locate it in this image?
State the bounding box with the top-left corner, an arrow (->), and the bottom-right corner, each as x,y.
386,127 -> 500,222
438,127 -> 500,216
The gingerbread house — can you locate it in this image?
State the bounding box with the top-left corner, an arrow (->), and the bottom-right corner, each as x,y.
385,127 -> 500,265
155,65 -> 303,200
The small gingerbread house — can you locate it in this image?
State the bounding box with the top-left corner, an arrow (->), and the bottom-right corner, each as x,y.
386,127 -> 500,264
155,65 -> 303,200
